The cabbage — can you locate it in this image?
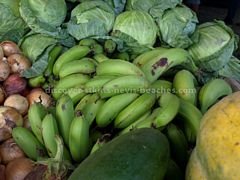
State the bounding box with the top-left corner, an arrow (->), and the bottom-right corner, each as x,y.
126,0 -> 182,18
0,0 -> 28,42
112,10 -> 158,53
157,5 -> 198,48
20,0 -> 67,38
188,20 -> 238,73
67,0 -> 115,40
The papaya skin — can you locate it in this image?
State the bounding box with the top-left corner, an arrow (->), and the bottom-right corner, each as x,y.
186,91 -> 240,180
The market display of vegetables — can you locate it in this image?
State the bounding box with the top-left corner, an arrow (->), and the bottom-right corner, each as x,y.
0,0 -> 240,179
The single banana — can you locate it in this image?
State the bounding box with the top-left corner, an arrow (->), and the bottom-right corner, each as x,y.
104,39 -> 116,54
64,86 -> 86,105
178,99 -> 202,143
75,94 -> 92,112
69,111 -> 90,162
56,95 -> 74,147
84,75 -> 117,94
140,48 -> 189,83
12,127 -> 47,161
118,111 -> 151,135
173,70 -> 198,105
90,134 -> 111,154
153,93 -> 180,128
53,45 -> 91,75
59,59 -> 96,78
28,103 -> 48,144
79,38 -> 97,46
81,94 -> 105,126
91,44 -> 104,55
96,59 -> 145,77
133,47 -> 168,67
199,78 -> 232,113
93,53 -> 110,63
100,75 -> 150,98
166,124 -> 189,168
52,74 -> 90,99
113,52 -> 130,61
96,93 -> 140,128
42,114 -> 59,157
28,75 -> 46,88
44,45 -> 63,77
150,80 -> 173,98
114,93 -> 156,128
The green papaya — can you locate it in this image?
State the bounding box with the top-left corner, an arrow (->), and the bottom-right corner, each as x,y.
69,128 -> 170,180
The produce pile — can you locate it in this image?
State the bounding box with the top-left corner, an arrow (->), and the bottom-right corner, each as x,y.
0,0 -> 240,179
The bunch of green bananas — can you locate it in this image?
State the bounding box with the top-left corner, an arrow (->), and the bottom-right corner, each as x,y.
21,38 -> 233,173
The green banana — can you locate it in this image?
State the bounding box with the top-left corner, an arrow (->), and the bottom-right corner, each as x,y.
96,59 -> 145,77
173,70 -> 198,105
140,48 -> 189,83
84,75 -> 117,94
199,78 -> 232,113
113,52 -> 130,61
118,111 -> 151,135
92,44 -> 104,55
28,103 -> 48,144
59,59 -> 96,78
90,134 -> 111,154
56,95 -> 74,147
42,114 -> 59,157
114,93 -> 156,128
133,48 -> 168,67
100,75 -> 150,98
79,38 -> 97,46
96,93 -> 140,128
52,74 -> 90,99
93,53 -> 110,63
166,124 -> 189,168
28,75 -> 46,88
178,99 -> 203,143
81,94 -> 105,126
150,80 -> 173,98
12,127 -> 47,161
69,111 -> 90,162
75,94 -> 92,112
104,39 -> 116,54
44,45 -> 63,77
64,86 -> 86,105
153,93 -> 180,128
53,45 -> 91,75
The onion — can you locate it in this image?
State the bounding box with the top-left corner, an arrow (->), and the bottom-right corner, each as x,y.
0,46 -> 3,60
5,158 -> 34,180
0,164 -> 5,180
0,86 -> 5,105
27,88 -> 52,107
0,60 -> 10,81
0,106 -> 23,142
3,74 -> 27,96
7,54 -> 31,74
0,41 -> 21,57
4,95 -> 29,115
0,138 -> 25,164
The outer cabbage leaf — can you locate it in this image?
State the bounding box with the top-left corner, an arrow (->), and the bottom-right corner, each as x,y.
67,0 -> 115,40
111,10 -> 158,53
126,0 -> 182,18
188,20 -> 239,72
157,5 -> 198,48
19,0 -> 68,38
0,0 -> 28,42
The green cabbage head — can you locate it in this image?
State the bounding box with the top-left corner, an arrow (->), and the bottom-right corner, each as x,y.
112,10 -> 158,53
67,0 -> 115,40
157,5 -> 198,48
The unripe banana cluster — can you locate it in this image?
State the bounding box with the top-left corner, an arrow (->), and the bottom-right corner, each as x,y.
13,39 -> 233,164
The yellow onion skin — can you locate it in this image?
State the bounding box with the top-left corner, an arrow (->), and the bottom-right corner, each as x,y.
4,95 -> 29,115
0,60 -> 10,81
7,54 -> 31,74
0,86 -> 5,105
0,138 -> 25,164
27,88 -> 52,107
0,41 -> 21,57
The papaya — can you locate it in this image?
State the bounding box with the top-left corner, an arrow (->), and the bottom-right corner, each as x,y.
69,128 -> 170,180
186,91 -> 240,180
